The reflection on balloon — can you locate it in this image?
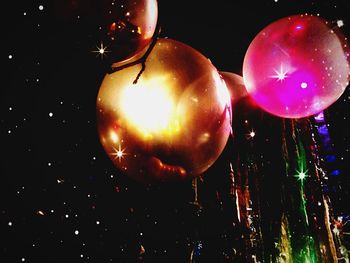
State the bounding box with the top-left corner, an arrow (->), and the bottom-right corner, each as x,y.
220,72 -> 248,109
97,38 -> 232,183
243,14 -> 350,118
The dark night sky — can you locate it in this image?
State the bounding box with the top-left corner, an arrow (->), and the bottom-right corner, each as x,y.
1,0 -> 350,262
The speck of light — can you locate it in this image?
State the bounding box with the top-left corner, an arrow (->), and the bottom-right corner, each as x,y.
337,20 -> 344,27
39,5 -> 44,11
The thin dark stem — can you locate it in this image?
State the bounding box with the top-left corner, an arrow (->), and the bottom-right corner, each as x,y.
109,25 -> 162,85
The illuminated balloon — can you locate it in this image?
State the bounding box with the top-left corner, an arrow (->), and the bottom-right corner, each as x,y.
243,14 -> 350,118
101,0 -> 158,64
97,38 -> 232,183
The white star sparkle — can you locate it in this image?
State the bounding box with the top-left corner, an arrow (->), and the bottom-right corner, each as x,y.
111,144 -> 127,162
271,64 -> 289,82
92,42 -> 110,59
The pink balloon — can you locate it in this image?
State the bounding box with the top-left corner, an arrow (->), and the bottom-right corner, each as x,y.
243,15 -> 350,118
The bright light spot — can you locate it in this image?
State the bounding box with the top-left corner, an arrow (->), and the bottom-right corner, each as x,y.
96,221 -> 100,225
92,42 -> 109,59
8,55 -> 13,59
49,112 -> 53,117
120,77 -> 180,137
111,144 -> 127,162
294,168 -> 308,181
272,64 -> 289,82
126,12 -> 130,16
246,129 -> 256,139
74,230 -> 79,235
110,131 -> 119,143
21,258 -> 25,262
198,132 -> 210,144
295,25 -> 303,30
8,221 -> 12,226
298,172 -> 307,180
337,20 -> 344,27
191,97 -> 199,103
301,82 -> 308,89
39,5 -> 44,10
37,210 -> 45,216
215,74 -> 231,109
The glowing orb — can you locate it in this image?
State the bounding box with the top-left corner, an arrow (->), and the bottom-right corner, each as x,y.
97,38 -> 231,183
101,0 -> 158,64
243,15 -> 350,118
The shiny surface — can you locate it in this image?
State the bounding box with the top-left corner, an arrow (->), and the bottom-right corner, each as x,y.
102,0 -> 158,63
97,38 -> 232,182
220,72 -> 248,108
243,15 -> 350,118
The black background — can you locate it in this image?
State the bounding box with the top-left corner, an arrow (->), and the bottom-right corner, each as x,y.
1,0 -> 349,262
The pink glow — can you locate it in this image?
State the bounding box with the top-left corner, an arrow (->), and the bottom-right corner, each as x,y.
243,15 -> 350,118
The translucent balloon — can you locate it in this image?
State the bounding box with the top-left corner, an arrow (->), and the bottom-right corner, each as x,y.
102,0 -> 158,64
243,14 -> 350,118
97,38 -> 232,183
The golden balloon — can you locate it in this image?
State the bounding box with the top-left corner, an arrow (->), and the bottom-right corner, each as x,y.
103,0 -> 158,63
97,38 -> 231,182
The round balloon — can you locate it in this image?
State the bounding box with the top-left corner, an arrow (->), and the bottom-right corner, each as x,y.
97,38 -> 232,183
103,0 -> 158,64
243,14 -> 350,118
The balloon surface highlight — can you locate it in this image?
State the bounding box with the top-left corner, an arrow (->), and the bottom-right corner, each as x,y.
243,14 -> 350,118
220,72 -> 248,107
